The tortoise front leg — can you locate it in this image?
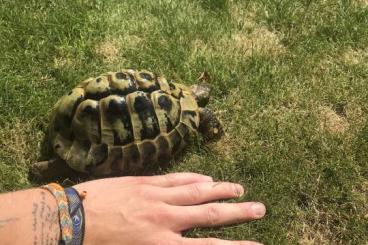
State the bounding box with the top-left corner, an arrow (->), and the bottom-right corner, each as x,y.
30,158 -> 80,183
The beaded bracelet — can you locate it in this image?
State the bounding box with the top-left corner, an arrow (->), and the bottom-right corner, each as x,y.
41,183 -> 73,244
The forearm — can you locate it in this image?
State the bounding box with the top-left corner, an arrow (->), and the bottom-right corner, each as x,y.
0,188 -> 60,245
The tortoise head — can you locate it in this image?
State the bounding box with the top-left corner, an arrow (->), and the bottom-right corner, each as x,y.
190,83 -> 211,107
198,107 -> 224,142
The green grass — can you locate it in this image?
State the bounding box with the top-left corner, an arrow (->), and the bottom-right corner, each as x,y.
1,0 -> 367,243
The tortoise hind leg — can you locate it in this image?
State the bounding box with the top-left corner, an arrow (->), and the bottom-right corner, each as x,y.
29,158 -> 80,183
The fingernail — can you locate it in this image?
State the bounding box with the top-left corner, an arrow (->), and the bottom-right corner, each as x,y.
235,184 -> 244,196
251,203 -> 266,218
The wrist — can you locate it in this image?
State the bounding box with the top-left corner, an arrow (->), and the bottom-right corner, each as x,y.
0,188 -> 61,245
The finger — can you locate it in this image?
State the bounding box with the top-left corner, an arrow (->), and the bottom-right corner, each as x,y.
161,182 -> 244,205
174,202 -> 266,230
121,172 -> 213,187
182,238 -> 263,245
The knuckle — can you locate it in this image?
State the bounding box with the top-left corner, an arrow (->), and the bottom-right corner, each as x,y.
134,185 -> 156,199
156,205 -> 174,219
139,204 -> 172,223
134,184 -> 148,193
164,173 -> 177,185
206,205 -> 221,226
188,184 -> 202,202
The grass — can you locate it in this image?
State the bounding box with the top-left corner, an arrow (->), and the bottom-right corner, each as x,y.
0,0 -> 367,243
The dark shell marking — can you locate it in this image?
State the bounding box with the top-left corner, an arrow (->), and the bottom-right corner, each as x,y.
50,69 -> 199,176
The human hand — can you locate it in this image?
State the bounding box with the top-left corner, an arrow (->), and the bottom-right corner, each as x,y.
74,172 -> 266,245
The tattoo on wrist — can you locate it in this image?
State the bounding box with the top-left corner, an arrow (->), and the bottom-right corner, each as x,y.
32,191 -> 60,245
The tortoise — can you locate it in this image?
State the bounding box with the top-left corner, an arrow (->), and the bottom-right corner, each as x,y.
32,69 -> 223,180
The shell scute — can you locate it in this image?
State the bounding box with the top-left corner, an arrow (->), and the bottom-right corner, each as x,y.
71,99 -> 100,143
155,135 -> 171,165
127,91 -> 160,141
108,71 -> 137,95
151,91 -> 180,134
122,143 -> 141,172
139,141 -> 157,168
85,76 -> 110,100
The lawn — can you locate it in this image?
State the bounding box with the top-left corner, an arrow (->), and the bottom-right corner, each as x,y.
0,0 -> 367,243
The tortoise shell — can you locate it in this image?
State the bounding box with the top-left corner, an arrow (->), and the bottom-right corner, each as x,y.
49,69 -> 199,176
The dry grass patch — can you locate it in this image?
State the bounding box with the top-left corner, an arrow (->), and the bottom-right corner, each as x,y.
212,134 -> 239,162
96,36 -> 142,64
319,106 -> 349,134
0,119 -> 43,165
353,0 -> 368,7
352,180 -> 368,219
341,48 -> 368,66
190,39 -> 208,57
297,222 -> 331,245
121,35 -> 142,48
345,102 -> 366,134
191,26 -> 285,59
294,180 -> 368,244
53,56 -> 78,69
52,46 -> 84,69
189,2 -> 285,60
95,38 -> 121,64
289,207 -> 337,245
228,1 -> 257,29
228,1 -> 285,57
231,27 -> 285,57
